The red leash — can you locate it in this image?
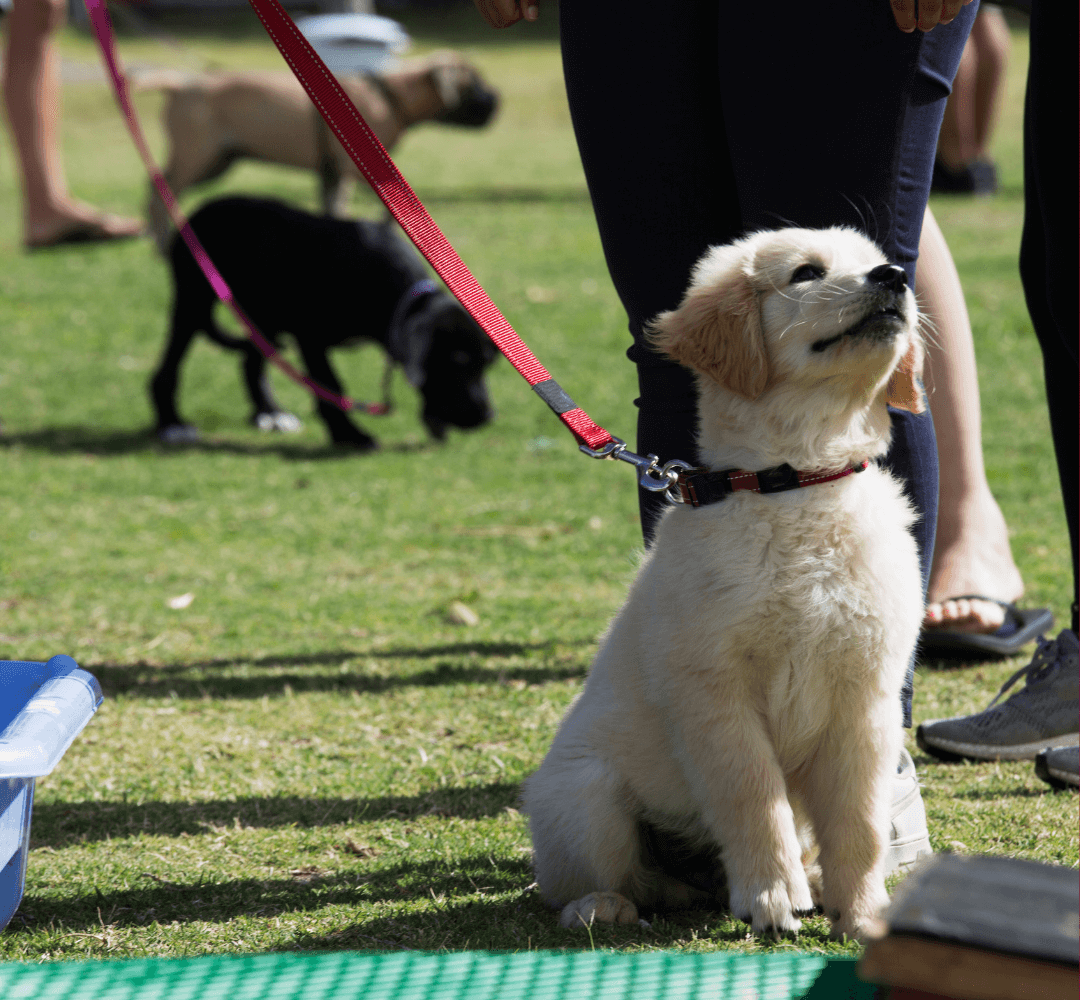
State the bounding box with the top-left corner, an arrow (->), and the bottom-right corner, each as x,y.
243,0 -> 615,452
88,0 -> 705,497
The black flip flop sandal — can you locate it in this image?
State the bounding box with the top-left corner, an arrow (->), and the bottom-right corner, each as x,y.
26,219 -> 143,251
918,595 -> 1054,661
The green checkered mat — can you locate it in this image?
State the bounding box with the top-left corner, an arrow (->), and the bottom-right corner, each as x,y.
0,951 -> 875,1000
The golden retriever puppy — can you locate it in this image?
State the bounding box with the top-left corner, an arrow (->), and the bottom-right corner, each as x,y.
523,227 -> 925,941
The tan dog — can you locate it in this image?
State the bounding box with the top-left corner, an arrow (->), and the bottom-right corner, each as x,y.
136,51 -> 498,251
523,227 -> 925,941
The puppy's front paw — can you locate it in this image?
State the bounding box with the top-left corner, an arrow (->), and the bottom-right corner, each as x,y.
828,909 -> 887,944
559,891 -> 638,929
826,885 -> 889,943
729,873 -> 814,937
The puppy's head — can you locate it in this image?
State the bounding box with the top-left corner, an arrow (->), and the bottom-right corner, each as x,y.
649,228 -> 923,414
399,294 -> 498,440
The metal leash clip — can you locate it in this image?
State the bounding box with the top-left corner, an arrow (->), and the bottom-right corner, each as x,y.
579,437 -> 696,504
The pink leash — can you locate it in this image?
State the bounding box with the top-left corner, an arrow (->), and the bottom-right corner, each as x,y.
84,0 -> 383,417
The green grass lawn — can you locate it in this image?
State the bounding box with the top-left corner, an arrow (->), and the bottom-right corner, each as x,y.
0,6 -> 1074,963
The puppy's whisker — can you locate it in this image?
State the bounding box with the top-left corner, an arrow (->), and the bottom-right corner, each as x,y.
779,318 -> 805,340
819,281 -> 850,297
915,314 -> 942,353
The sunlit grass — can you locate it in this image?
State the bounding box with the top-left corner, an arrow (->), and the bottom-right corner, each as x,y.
0,11 -> 1073,962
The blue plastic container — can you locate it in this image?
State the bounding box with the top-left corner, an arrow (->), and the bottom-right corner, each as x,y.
0,655 -> 102,931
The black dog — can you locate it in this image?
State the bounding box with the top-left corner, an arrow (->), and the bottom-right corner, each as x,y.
151,196 -> 497,449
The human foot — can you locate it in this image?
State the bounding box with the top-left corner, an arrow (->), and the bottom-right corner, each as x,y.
26,202 -> 143,250
924,596 -> 1013,634
925,494 -> 1024,634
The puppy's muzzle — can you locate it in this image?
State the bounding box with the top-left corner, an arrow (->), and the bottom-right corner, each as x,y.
867,263 -> 908,294
811,264 -> 910,353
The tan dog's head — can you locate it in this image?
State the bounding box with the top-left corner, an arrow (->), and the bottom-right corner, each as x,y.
648,228 -> 923,469
419,52 -> 500,127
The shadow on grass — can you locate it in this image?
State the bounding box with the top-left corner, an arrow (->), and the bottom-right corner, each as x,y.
12,853 -> 536,935
0,425 -> 441,461
944,784 -> 1057,801
88,652 -> 587,699
12,853 -> 770,953
86,643 -> 589,699
368,640 -> 591,660
297,894 -> 762,954
31,781 -> 521,846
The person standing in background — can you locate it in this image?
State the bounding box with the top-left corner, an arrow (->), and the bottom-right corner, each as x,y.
3,0 -> 142,249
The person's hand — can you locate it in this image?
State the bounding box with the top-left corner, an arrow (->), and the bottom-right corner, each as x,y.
891,0 -> 975,33
473,0 -> 539,29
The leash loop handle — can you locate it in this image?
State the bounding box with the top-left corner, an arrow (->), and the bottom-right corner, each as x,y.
579,438 -> 694,503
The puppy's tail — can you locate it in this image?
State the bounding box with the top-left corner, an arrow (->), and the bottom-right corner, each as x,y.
201,321 -> 250,353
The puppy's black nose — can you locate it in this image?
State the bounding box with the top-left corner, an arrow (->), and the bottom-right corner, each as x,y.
867,264 -> 908,292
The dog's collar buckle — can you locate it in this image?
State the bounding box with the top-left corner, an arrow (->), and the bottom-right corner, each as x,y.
579,437 -> 695,502
675,459 -> 870,507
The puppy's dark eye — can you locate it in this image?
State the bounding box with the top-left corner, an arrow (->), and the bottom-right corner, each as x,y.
790,264 -> 825,283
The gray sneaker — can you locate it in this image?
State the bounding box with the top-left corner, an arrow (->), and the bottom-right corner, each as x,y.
1035,745 -> 1079,790
917,629 -> 1079,762
888,747 -> 933,874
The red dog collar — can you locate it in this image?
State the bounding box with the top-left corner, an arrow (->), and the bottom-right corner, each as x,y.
675,460 -> 870,508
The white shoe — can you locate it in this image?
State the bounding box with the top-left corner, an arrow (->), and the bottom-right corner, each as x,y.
888,747 -> 933,874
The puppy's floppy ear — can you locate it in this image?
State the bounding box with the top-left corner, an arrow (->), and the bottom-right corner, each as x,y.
885,336 -> 925,413
647,268 -> 768,400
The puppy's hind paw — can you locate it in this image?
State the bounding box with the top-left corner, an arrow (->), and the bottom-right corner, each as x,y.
559,892 -> 639,929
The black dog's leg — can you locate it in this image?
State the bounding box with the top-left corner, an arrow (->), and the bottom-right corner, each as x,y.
238,340 -> 301,433
241,343 -> 274,413
150,302 -> 203,441
296,341 -> 376,450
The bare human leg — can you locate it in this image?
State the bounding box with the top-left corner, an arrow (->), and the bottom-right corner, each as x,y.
917,205 -> 1024,634
3,0 -> 142,249
969,5 -> 1010,161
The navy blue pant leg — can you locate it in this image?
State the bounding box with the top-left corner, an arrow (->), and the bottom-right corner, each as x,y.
560,2 -> 976,725
1020,1 -> 1079,632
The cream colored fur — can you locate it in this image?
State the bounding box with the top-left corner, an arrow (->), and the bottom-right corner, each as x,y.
523,227 -> 925,941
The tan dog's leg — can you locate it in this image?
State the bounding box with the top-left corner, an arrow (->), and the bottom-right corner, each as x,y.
148,93 -> 233,253
802,720 -> 895,942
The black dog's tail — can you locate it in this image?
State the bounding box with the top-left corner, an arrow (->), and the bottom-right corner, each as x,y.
170,228 -> 255,353
201,318 -> 250,352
